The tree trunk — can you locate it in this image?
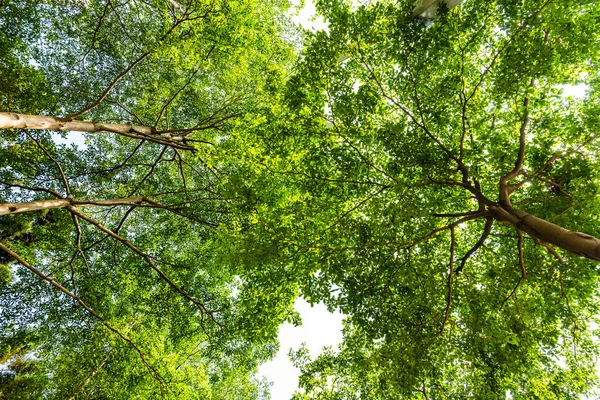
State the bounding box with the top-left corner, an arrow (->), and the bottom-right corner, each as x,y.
0,112 -> 162,136
0,197 -> 145,216
490,204 -> 600,262
0,112 -> 195,150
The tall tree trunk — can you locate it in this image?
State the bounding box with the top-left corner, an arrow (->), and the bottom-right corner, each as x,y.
0,112 -> 161,136
0,197 -> 145,216
0,112 -> 195,150
490,204 -> 600,261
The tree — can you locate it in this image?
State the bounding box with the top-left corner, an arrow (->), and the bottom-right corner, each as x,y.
0,0 -> 295,397
227,0 -> 600,398
5,0 -> 600,398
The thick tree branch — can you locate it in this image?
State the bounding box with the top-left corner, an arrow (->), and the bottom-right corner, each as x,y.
0,196 -> 146,216
455,216 -> 493,274
0,112 -> 198,151
490,203 -> 600,262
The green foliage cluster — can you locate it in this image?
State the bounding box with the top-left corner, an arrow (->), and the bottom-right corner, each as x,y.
0,0 -> 296,398
227,0 -> 600,398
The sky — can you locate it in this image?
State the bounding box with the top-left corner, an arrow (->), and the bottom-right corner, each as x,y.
258,298 -> 345,399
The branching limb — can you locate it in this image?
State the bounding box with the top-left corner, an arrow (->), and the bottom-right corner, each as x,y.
81,0 -> 112,64
154,63 -> 204,128
433,210 -> 482,218
533,238 -> 563,261
459,58 -> 468,161
415,383 -> 430,400
499,81 -> 533,205
161,113 -> 238,138
105,99 -> 148,125
67,213 -> 84,293
418,179 -> 492,206
143,198 -> 218,227
166,0 -> 186,13
66,206 -> 219,326
67,50 -> 151,120
467,1 -> 550,102
25,132 -> 71,197
173,148 -> 189,197
128,146 -> 168,196
153,43 -> 217,128
509,135 -> 595,195
357,39 -> 473,186
289,211 -> 489,253
0,241 -> 166,393
455,216 -> 493,274
325,185 -> 390,231
68,14 -> 188,120
0,178 -> 64,199
81,205 -> 136,252
328,114 -> 397,183
68,351 -> 112,400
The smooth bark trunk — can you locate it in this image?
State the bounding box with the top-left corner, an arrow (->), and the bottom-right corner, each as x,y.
0,197 -> 145,216
0,112 -> 170,138
491,204 -> 600,262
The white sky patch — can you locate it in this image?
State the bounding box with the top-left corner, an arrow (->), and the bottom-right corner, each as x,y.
290,0 -> 328,32
51,131 -> 87,149
259,297 -> 345,399
558,83 -> 588,99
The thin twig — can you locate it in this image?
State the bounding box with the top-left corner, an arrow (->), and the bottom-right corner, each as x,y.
500,230 -> 527,310
440,226 -> 455,334
26,132 -> 71,197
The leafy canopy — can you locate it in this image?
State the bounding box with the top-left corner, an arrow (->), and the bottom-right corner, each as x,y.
3,0 -> 600,399
228,0 -> 600,398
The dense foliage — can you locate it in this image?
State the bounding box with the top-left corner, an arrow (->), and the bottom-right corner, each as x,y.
1,0 -> 294,398
2,0 -> 600,398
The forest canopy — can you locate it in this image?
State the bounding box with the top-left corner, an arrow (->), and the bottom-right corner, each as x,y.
2,0 -> 600,398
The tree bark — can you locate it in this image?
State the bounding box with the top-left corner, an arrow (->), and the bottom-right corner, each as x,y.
0,112 -> 162,136
490,204 -> 600,262
0,197 -> 145,216
0,112 -> 195,150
